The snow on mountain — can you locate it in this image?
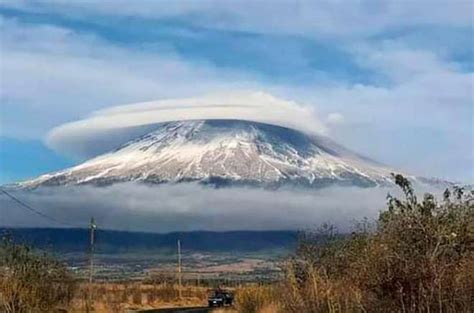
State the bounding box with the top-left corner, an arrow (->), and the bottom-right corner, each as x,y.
17,119 -> 405,189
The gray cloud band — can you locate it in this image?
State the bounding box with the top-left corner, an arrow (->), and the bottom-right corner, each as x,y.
0,183 -> 400,232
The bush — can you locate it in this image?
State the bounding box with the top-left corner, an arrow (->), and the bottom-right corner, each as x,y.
287,175 -> 474,312
0,236 -> 76,313
236,175 -> 473,313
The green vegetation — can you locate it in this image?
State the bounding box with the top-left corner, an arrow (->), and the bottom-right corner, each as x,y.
0,235 -> 76,313
236,175 -> 473,312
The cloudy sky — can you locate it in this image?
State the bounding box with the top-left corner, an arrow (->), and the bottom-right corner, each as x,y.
0,0 -> 473,185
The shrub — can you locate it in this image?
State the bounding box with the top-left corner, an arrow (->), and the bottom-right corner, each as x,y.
0,236 -> 76,313
236,175 -> 473,313
287,175 -> 474,312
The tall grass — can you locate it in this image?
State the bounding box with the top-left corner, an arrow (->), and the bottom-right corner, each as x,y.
71,282 -> 208,312
235,284 -> 277,313
235,175 -> 473,313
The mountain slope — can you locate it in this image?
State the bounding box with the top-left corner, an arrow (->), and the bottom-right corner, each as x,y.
2,228 -> 298,253
20,120 -> 401,189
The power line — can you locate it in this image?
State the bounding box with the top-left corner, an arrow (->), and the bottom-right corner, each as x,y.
0,187 -> 79,227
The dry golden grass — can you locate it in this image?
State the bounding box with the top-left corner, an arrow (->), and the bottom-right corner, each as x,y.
234,177 -> 474,313
234,284 -> 277,313
69,282 -> 209,312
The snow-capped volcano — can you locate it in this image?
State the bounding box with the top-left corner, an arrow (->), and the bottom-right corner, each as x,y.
18,119 -> 404,189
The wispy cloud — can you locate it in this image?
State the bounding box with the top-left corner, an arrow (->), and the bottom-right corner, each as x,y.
3,0 -> 472,37
0,17 -> 261,139
288,44 -> 473,181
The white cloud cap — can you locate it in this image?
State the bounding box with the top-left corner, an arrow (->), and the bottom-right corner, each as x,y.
46,91 -> 326,158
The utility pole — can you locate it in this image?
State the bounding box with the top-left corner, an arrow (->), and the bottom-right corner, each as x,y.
177,239 -> 182,299
87,217 -> 96,313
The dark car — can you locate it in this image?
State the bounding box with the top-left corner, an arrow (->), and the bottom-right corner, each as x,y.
208,289 -> 234,307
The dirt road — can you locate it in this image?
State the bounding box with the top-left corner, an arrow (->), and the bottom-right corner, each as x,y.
137,306 -> 231,313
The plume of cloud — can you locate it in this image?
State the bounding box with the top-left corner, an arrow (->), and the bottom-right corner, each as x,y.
46,91 -> 325,158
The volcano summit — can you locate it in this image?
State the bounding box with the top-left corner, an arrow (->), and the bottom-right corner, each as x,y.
19,119 -> 403,189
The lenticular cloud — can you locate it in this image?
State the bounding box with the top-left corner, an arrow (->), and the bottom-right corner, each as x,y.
46,91 -> 325,158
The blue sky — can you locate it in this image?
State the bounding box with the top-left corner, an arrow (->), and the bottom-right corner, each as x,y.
0,0 -> 473,184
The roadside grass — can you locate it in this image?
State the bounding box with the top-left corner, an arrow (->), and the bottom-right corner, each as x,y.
69,283 -> 208,312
